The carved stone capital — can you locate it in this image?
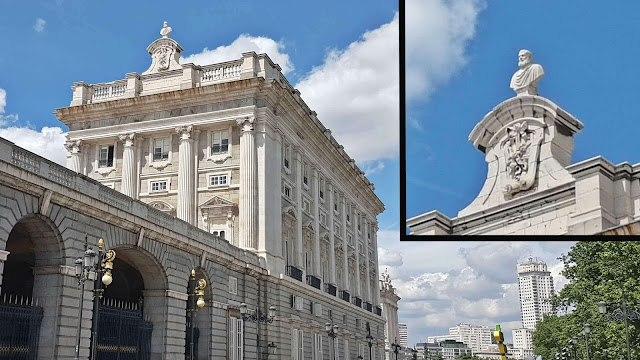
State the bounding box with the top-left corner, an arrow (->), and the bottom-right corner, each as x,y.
175,125 -> 193,141
235,116 -> 255,132
118,133 -> 136,147
64,139 -> 82,154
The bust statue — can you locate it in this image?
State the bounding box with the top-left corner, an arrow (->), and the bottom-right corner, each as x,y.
160,21 -> 172,38
510,49 -> 544,96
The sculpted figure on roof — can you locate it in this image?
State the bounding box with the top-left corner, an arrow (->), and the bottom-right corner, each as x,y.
510,49 -> 544,96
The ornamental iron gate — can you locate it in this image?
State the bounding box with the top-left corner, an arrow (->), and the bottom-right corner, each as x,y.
0,295 -> 43,360
95,298 -> 153,360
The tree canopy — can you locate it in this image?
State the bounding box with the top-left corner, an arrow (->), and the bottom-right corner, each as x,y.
532,241 -> 639,360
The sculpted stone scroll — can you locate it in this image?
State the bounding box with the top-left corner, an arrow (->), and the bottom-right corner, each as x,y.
510,49 -> 544,96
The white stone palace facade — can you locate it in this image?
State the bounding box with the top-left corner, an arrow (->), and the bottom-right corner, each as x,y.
407,49 -> 640,236
380,270 -> 401,360
0,23 -> 386,360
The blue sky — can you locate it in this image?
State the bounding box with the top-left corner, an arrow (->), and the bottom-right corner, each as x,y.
0,0 -> 399,237
406,1 -> 640,225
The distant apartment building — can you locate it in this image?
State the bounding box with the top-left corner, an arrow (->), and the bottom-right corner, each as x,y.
416,340 -> 472,360
426,323 -> 492,352
399,323 -> 409,348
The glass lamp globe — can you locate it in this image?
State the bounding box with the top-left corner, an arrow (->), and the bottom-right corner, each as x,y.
102,271 -> 113,286
197,297 -> 205,308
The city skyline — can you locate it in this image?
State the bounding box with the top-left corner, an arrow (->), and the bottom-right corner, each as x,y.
376,241 -> 575,348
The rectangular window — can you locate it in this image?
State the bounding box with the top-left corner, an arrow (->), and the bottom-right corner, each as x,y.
346,213 -> 350,223
229,317 -> 243,360
99,145 -> 114,168
314,303 -> 323,317
303,163 -> 308,185
292,329 -> 304,360
229,276 -> 237,295
153,138 -> 170,161
359,343 -> 365,358
314,333 -> 324,360
348,234 -> 353,246
291,294 -> 304,311
283,185 -> 292,198
211,130 -> 229,154
343,314 -> 347,325
358,242 -> 364,254
210,174 -> 228,187
319,178 -> 324,199
150,180 -> 168,192
303,199 -> 310,213
320,212 -> 327,226
334,224 -> 341,234
283,144 -> 291,169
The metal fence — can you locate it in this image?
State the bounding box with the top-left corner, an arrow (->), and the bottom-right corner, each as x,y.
95,300 -> 153,360
0,296 -> 43,360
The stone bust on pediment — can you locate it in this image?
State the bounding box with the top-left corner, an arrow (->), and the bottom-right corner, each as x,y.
510,49 -> 544,96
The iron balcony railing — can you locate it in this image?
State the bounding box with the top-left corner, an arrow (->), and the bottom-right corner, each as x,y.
325,283 -> 337,296
353,296 -> 362,307
306,275 -> 321,290
375,306 -> 382,316
286,265 -> 303,282
340,291 -> 350,303
364,302 -> 373,312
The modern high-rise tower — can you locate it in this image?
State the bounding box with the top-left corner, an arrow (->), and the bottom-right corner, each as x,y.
398,323 -> 408,348
513,257 -> 554,355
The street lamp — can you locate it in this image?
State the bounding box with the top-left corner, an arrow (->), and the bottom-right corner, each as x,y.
570,337 -> 578,360
366,322 -> 374,360
239,303 -> 276,323
325,322 -> 339,360
392,338 -> 401,360
186,269 -> 207,360
73,236 -> 116,360
598,295 -> 640,360
582,323 -> 591,360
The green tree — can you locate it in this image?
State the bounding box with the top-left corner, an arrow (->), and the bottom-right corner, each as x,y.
532,241 -> 640,360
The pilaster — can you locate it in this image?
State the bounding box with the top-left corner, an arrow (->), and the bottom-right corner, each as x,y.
354,207 -> 361,297
364,217 -> 371,302
372,222 -> 381,306
237,117 -> 257,249
312,167 -> 322,278
119,133 -> 137,198
176,125 -> 195,224
294,148 -> 304,274
340,195 -> 349,292
328,181 -> 336,285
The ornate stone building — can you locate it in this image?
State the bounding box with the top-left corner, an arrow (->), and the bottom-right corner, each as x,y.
407,49 -> 640,235
0,23 -> 386,359
380,269 -> 401,360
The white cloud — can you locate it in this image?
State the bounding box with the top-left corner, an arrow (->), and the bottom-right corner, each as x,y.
0,127 -> 67,165
0,89 -> 6,113
0,88 -> 20,127
360,161 -> 385,176
181,35 -> 293,74
406,0 -> 485,102
295,13 -> 398,162
378,247 -> 403,267
34,18 -> 46,33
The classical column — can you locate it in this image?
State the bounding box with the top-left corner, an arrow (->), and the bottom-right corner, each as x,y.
236,117 -> 257,249
135,136 -> 143,200
294,148 -> 304,272
176,126 -> 195,224
340,195 -> 349,293
64,139 -> 83,173
328,181 -> 336,285
354,207 -> 361,298
372,222 -> 381,306
364,217 -> 372,302
312,167 -> 322,278
119,133 -> 137,198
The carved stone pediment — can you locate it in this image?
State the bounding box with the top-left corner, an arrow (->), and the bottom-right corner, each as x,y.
282,205 -> 296,219
142,22 -> 184,75
148,200 -> 174,213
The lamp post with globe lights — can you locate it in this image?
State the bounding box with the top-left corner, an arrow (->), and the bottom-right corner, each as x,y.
325,322 -> 339,360
598,294 -> 640,360
582,323 -> 591,360
366,322 -> 374,360
73,236 -> 116,360
392,339 -> 401,360
186,269 -> 207,360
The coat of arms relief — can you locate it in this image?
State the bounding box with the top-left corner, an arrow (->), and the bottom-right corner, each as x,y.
496,119 -> 545,198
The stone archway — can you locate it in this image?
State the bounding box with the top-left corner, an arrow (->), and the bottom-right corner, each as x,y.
102,245 -> 168,360
1,214 -> 64,358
